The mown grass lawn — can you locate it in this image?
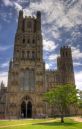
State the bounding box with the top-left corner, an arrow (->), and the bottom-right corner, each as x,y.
0,118 -> 82,129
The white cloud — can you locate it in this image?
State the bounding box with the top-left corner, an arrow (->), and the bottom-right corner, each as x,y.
45,62 -> 56,70
14,2 -> 22,12
27,0 -> 82,29
0,72 -> 8,87
30,0 -> 52,13
43,39 -> 58,52
75,71 -> 82,90
72,31 -> 81,39
0,12 -> 12,23
72,46 -> 82,60
0,45 -> 12,51
66,1 -> 82,26
2,0 -> 22,12
74,62 -> 82,66
0,61 -> 9,68
48,54 -> 58,61
2,0 -> 82,29
2,0 -> 13,6
45,63 -> 50,69
23,9 -> 33,17
51,30 -> 60,39
2,0 -> 82,35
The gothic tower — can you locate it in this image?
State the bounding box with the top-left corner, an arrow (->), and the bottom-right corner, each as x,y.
57,46 -> 75,84
6,10 -> 46,119
5,11 -> 75,119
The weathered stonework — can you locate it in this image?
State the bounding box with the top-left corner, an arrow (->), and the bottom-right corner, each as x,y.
0,11 -> 75,119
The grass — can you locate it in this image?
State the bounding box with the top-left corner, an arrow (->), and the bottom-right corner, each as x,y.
0,118 -> 82,129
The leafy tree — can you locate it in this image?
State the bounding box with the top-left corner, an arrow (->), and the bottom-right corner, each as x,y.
77,90 -> 82,115
44,84 -> 78,123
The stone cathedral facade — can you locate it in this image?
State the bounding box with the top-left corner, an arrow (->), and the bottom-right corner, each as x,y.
0,11 -> 75,119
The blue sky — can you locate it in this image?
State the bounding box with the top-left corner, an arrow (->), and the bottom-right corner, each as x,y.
0,0 -> 82,89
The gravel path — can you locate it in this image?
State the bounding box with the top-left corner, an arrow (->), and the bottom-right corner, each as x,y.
71,117 -> 82,122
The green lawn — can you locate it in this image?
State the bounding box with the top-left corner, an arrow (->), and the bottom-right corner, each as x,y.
0,118 -> 82,129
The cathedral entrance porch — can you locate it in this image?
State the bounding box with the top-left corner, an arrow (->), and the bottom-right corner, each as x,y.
21,101 -> 32,118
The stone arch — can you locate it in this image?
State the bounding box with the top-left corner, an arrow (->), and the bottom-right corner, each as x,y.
20,95 -> 33,118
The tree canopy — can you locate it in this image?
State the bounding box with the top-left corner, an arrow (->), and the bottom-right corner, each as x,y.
44,84 -> 78,122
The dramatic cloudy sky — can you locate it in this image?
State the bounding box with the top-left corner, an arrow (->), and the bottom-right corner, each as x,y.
0,0 -> 82,89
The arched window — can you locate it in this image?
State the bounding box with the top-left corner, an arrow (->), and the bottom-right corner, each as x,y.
32,51 -> 35,60
23,38 -> 25,43
32,39 -> 35,44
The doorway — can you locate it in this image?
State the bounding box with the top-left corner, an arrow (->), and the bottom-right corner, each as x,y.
21,101 -> 32,118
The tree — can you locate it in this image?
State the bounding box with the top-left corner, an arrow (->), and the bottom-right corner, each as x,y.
77,90 -> 82,115
44,84 -> 78,123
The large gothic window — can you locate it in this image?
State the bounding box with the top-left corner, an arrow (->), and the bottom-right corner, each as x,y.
20,69 -> 35,91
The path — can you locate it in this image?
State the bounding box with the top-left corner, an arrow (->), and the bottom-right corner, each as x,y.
71,117 -> 82,122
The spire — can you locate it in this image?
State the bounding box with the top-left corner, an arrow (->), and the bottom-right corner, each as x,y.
37,11 -> 41,19
19,10 -> 23,17
17,10 -> 23,32
0,81 -> 5,89
37,11 -> 41,32
9,59 -> 12,72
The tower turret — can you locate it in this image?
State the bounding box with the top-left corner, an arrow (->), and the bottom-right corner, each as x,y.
17,10 -> 23,32
13,10 -> 43,63
0,81 -> 5,89
37,11 -> 41,32
57,46 -> 75,84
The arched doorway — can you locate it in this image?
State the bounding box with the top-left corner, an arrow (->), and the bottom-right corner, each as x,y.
21,101 -> 32,118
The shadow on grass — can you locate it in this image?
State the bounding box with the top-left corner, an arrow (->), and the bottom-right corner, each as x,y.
33,121 -> 77,127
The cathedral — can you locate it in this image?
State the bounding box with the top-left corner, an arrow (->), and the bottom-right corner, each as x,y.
0,10 -> 75,119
